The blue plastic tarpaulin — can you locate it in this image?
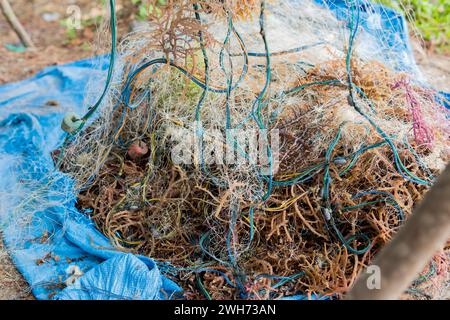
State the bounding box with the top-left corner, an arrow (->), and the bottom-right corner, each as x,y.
0,0 -> 447,300
0,57 -> 181,300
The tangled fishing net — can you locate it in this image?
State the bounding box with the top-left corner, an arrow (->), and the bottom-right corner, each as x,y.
53,0 -> 449,299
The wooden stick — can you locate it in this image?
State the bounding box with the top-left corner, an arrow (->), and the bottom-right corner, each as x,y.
1,0 -> 35,48
346,162 -> 450,300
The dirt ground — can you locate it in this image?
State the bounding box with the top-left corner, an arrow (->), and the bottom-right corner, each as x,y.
0,0 -> 448,300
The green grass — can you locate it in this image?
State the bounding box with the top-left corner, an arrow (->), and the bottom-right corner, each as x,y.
131,0 -> 167,20
376,0 -> 449,52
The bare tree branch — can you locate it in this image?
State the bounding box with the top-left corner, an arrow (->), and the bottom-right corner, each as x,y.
1,0 -> 35,48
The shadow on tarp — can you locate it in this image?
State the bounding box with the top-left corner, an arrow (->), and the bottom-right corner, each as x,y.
0,0 -> 447,300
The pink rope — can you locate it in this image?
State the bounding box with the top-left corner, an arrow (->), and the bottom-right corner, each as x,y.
393,79 -> 434,148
